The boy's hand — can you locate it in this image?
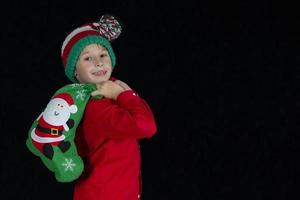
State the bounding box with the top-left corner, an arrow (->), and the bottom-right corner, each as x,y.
91,80 -> 132,100
114,80 -> 132,91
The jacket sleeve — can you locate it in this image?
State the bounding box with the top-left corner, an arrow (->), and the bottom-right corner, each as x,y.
81,90 -> 157,140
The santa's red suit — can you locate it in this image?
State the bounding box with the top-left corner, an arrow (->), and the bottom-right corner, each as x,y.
31,116 -> 66,154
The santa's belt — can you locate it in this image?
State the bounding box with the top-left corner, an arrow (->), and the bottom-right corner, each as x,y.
36,125 -> 63,135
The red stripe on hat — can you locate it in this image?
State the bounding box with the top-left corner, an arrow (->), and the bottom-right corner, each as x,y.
62,30 -> 101,67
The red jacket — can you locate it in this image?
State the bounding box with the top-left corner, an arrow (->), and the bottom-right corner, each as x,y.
73,90 -> 157,200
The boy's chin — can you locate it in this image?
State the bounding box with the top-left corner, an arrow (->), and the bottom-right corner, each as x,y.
92,76 -> 110,84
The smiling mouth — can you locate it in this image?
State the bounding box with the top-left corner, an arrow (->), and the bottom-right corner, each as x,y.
54,111 -> 60,116
93,70 -> 107,76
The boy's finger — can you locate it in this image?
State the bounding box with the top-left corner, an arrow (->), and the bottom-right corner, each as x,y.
91,90 -> 101,96
115,80 -> 130,90
114,80 -> 122,84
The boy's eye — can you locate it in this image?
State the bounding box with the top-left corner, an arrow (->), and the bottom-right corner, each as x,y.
100,54 -> 108,58
84,57 -> 93,61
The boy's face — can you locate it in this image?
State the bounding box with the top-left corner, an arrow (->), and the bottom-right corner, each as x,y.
75,44 -> 112,84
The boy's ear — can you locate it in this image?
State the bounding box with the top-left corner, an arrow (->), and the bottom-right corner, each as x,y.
74,70 -> 78,78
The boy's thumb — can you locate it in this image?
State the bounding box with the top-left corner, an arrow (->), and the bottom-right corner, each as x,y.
91,90 -> 101,96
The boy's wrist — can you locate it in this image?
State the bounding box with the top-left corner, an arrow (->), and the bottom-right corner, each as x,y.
113,88 -> 126,100
116,90 -> 138,102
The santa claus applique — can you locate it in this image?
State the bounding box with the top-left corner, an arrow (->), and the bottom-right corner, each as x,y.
31,93 -> 78,160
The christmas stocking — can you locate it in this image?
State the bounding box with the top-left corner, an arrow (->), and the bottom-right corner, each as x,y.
26,83 -> 101,182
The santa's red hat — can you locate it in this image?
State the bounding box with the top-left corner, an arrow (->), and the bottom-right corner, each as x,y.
52,93 -> 77,113
53,93 -> 74,105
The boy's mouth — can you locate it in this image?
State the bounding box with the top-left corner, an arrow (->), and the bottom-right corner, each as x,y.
92,70 -> 107,76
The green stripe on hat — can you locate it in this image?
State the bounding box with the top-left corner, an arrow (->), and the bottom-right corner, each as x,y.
65,36 -> 116,82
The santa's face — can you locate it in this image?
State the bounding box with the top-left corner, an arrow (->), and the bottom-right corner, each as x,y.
74,44 -> 112,84
43,98 -> 73,126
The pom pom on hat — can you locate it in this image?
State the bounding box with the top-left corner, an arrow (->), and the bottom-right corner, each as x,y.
61,14 -> 122,82
96,15 -> 122,41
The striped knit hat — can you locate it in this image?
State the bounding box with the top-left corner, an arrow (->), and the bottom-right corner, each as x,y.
61,15 -> 122,82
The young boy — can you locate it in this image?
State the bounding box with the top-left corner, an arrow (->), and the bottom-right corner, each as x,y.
61,15 -> 157,199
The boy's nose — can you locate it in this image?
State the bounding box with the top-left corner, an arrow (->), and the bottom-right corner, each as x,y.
95,60 -> 103,67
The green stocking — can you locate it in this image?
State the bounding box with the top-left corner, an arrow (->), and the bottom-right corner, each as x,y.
26,83 -> 101,182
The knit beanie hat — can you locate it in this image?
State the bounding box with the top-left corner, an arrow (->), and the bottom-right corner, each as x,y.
61,15 -> 122,82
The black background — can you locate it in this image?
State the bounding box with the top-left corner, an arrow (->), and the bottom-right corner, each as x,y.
1,0 -> 297,199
